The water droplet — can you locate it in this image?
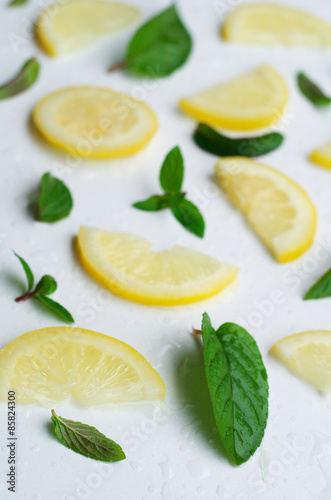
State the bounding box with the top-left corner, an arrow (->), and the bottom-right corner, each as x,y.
130,461 -> 143,472
187,459 -> 210,480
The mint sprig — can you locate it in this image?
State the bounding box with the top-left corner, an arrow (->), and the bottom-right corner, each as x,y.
51,410 -> 126,462
109,4 -> 192,77
304,268 -> 331,300
133,146 -> 205,238
194,123 -> 284,157
199,313 -> 268,465
37,173 -> 73,222
0,58 -> 39,100
297,72 -> 331,107
13,251 -> 74,323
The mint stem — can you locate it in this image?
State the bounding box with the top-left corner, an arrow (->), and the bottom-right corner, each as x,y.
15,290 -> 36,302
192,327 -> 202,336
108,60 -> 128,73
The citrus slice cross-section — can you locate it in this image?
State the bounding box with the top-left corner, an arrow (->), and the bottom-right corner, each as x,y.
36,0 -> 141,56
33,87 -> 157,159
77,227 -> 239,306
179,64 -> 287,131
310,140 -> 331,170
215,158 -> 316,263
222,4 -> 331,48
270,331 -> 331,392
0,327 -> 165,406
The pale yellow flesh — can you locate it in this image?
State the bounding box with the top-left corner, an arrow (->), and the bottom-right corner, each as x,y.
33,87 -> 158,159
270,331 -> 331,392
0,327 -> 165,406
222,4 -> 331,47
36,0 -> 141,56
215,158 -> 316,263
310,140 -> 331,170
179,64 -> 287,131
77,227 -> 239,306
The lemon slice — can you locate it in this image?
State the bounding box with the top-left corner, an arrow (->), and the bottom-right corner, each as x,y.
215,158 -> 316,263
179,64 -> 287,131
0,327 -> 165,406
310,140 -> 331,169
222,4 -> 331,48
270,331 -> 331,392
77,227 -> 238,306
33,87 -> 157,159
36,0 -> 141,56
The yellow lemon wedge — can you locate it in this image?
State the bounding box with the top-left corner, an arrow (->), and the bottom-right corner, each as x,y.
36,0 -> 141,56
270,331 -> 331,392
310,140 -> 331,170
33,87 -> 157,159
179,64 -> 287,131
215,158 -> 316,263
77,227 -> 239,306
0,327 -> 165,406
222,4 -> 331,48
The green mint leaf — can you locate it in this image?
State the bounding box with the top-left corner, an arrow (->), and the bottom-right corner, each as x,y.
51,410 -> 126,462
304,268 -> 331,300
171,198 -> 205,238
34,275 -> 57,296
13,251 -> 34,291
297,72 -> 331,107
194,123 -> 284,157
201,313 -> 268,466
9,0 -> 28,6
112,4 -> 192,77
133,194 -> 170,211
37,172 -> 73,222
0,58 -> 39,100
160,146 -> 184,193
33,295 -> 74,323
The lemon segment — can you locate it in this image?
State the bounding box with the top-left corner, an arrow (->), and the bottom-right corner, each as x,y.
36,0 -> 141,56
222,4 -> 331,48
179,65 -> 287,131
33,87 -> 157,158
77,227 -> 239,306
0,327 -> 165,406
270,331 -> 331,392
215,158 -> 316,263
310,140 -> 331,170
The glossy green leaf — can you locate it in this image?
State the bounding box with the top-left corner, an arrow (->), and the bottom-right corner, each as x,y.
304,268 -> 331,300
37,173 -> 73,222
133,194 -> 169,211
297,72 -> 331,107
13,251 -> 34,290
171,198 -> 205,238
33,295 -> 74,323
34,275 -> 57,296
0,59 -> 39,100
159,146 -> 184,193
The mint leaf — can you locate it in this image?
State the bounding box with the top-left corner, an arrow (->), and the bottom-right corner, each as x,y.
297,72 -> 331,107
133,194 -> 169,211
9,0 -> 28,6
171,199 -> 205,238
201,313 -> 268,466
34,275 -> 57,296
33,295 -> 74,323
110,5 -> 192,77
37,173 -> 73,222
0,58 -> 39,100
304,268 -> 331,300
160,146 -> 184,193
194,123 -> 284,157
51,410 -> 125,462
13,251 -> 34,291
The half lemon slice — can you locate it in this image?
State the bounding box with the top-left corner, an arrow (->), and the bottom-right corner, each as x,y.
222,4 -> 331,48
36,0 -> 141,56
33,87 -> 157,158
0,327 -> 165,406
215,157 -> 316,263
77,227 -> 238,306
270,331 -> 331,392
179,64 -> 287,131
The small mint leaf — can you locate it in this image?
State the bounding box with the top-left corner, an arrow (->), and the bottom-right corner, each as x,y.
51,410 -> 126,462
13,251 -> 34,291
37,173 -> 73,223
33,295 -> 74,323
133,194 -> 169,211
170,198 -> 205,238
160,146 -> 184,193
304,268 -> 331,300
297,72 -> 331,107
0,58 -> 39,100
35,275 -> 57,296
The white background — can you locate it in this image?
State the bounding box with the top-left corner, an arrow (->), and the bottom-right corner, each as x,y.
1,0 -> 331,498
